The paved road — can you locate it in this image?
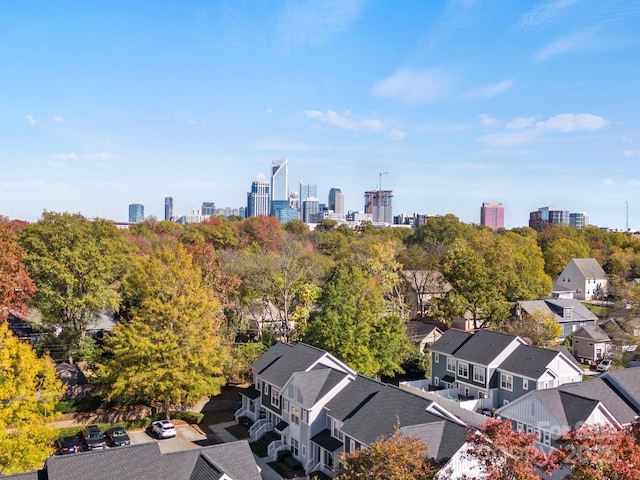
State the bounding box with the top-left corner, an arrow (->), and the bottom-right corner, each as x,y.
127,423 -> 215,454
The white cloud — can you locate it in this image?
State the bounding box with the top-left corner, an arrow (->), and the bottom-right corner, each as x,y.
477,129 -> 541,148
461,79 -> 514,100
386,128 -> 407,140
517,0 -> 578,29
506,117 -> 537,129
533,29 -> 596,61
24,114 -> 37,126
602,178 -> 616,187
188,119 -> 198,125
306,109 -> 384,132
478,114 -> 500,126
371,67 -> 456,104
47,161 -> 67,169
266,108 -> 273,114
623,149 -> 640,158
51,153 -> 79,161
86,152 -> 117,161
53,115 -> 64,123
536,113 -> 608,132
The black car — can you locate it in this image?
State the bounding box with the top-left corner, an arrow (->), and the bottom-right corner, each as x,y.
57,436 -> 82,454
105,426 -> 130,447
80,425 -> 107,450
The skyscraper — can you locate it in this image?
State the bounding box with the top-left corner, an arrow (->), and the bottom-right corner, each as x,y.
480,202 -> 504,231
164,196 -> 174,221
364,190 -> 393,223
529,205 -> 570,231
270,159 -> 289,202
328,188 -> 344,216
201,202 -> 216,217
128,203 -> 144,223
247,174 -> 270,217
299,181 -> 317,203
302,197 -> 320,223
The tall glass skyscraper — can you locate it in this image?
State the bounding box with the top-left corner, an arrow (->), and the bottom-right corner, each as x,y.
328,188 -> 344,216
299,181 -> 317,202
247,174 -> 270,217
270,159 -> 289,202
128,203 -> 144,223
164,196 -> 174,221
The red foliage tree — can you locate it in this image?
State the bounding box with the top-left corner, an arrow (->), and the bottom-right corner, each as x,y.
465,418 -> 555,480
551,423 -> 640,480
235,216 -> 285,252
0,217 -> 35,320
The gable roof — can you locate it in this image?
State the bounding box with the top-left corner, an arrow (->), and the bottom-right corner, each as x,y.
40,441 -> 260,480
400,420 -> 468,463
527,389 -> 601,431
285,367 -> 349,408
566,258 -> 606,279
252,342 -> 327,388
518,299 -> 597,324
498,344 -> 570,379
573,325 -> 611,342
429,329 -> 473,355
452,329 -> 522,365
601,367 -> 640,411
406,322 -> 442,339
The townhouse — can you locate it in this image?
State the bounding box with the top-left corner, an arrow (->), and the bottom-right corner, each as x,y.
236,342 -> 477,479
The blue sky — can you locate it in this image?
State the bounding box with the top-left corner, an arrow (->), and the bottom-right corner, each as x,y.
1,1 -> 639,229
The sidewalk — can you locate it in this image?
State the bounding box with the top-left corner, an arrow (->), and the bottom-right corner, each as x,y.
209,421 -> 302,480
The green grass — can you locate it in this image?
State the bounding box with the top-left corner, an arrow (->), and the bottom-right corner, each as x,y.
249,441 -> 268,457
56,417 -> 154,439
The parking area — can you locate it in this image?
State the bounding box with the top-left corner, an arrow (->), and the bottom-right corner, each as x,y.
127,423 -> 214,454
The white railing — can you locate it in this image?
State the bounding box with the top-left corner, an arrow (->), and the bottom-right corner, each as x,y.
249,419 -> 272,440
267,439 -> 287,460
306,460 -> 322,474
235,407 -> 257,423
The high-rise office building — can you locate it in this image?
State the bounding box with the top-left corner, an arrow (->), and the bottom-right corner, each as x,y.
128,203 -> 144,223
328,188 -> 344,216
247,174 -> 270,217
529,205 -> 571,231
480,202 -> 504,231
271,159 -> 289,202
364,190 -> 393,223
299,181 -> 317,202
164,196 -> 174,221
302,197 -> 320,223
201,202 -> 216,217
570,212 -> 588,229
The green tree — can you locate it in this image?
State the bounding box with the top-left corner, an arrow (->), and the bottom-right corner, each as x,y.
336,430 -> 439,480
543,237 -> 590,277
303,263 -> 412,377
0,217 -> 35,320
18,212 -> 132,361
408,214 -> 473,247
0,322 -> 64,474
96,244 -> 227,419
503,310 -> 562,347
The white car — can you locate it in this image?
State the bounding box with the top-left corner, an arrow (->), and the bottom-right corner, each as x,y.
152,420 -> 177,439
597,358 -> 612,372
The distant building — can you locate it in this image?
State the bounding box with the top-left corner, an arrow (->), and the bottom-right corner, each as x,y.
270,159 -> 288,201
570,212 -> 588,229
201,202 -> 216,217
480,202 -> 504,231
128,203 -> 144,223
164,196 -> 174,221
271,199 -> 298,223
247,173 -> 270,217
302,197 -> 320,223
529,205 -> 570,232
328,188 -> 344,216
364,189 -> 393,223
299,181 -> 317,203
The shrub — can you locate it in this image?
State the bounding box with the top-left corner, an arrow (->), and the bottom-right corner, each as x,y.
171,410 -> 204,424
277,449 -> 292,462
284,456 -> 302,470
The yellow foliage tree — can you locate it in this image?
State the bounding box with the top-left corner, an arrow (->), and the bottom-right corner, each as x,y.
0,322 -> 63,474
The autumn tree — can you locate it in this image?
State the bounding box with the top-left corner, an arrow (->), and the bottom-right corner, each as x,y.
235,215 -> 285,251
503,310 -> 562,347
18,212 -> 132,361
543,237 -> 590,277
551,423 -> 640,480
465,418 -> 555,480
0,217 -> 35,320
303,262 -> 412,377
336,430 -> 439,480
96,243 -> 227,419
0,322 -> 64,474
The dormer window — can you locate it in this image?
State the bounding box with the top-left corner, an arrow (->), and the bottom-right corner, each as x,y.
563,307 -> 572,319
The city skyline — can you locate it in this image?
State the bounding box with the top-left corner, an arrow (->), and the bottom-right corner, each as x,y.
2,2 -> 640,229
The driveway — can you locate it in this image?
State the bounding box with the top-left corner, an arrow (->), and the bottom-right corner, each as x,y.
127,423 -> 214,453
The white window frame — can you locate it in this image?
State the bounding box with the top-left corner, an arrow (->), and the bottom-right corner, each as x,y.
434,376 -> 439,386
458,362 -> 469,379
446,356 -> 456,373
271,388 -> 280,407
301,408 -> 308,423
543,431 -> 551,445
522,379 -> 528,390
350,439 -> 356,452
434,353 -> 440,363
500,373 -> 513,391
291,405 -> 300,425
302,445 -> 306,457
290,437 -> 299,456
263,382 -> 269,395
473,366 -> 485,383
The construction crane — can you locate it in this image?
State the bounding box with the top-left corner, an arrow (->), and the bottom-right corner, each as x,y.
378,171 -> 388,191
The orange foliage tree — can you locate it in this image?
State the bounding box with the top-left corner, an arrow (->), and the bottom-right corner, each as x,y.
0,217 -> 35,320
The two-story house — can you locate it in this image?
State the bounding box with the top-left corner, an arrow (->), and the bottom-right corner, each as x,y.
554,258 -> 608,301
236,342 -> 477,479
516,298 -> 598,339
571,325 -> 612,363
498,367 -> 640,455
430,329 -> 582,410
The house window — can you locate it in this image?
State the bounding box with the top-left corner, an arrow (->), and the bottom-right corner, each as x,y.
503,399 -> 509,406
478,392 -> 487,399
271,388 -> 280,408
434,376 -> 439,386
574,340 -> 580,344
526,424 -> 533,434
473,366 -> 485,383
332,418 -> 344,440
434,353 -> 440,363
516,422 -> 523,432
350,439 -> 356,452
500,373 -> 513,391
291,406 -> 300,425
257,379 -> 262,391
290,437 -> 299,456
523,379 -> 528,390
446,357 -> 455,372
301,408 -> 308,423
283,399 -> 289,412
302,445 -> 306,457
543,431 -> 551,445
458,362 -> 469,379
263,382 -> 269,395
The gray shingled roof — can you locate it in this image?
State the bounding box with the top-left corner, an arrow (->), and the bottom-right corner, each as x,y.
253,342 -> 327,388
498,344 -> 564,379
573,325 -> 611,342
529,388 -> 600,431
569,258 -> 606,279
285,367 -> 349,408
518,299 -> 597,324
452,329 -> 521,365
400,420 -> 468,463
429,329 -> 472,355
601,367 -> 640,410
406,321 -> 441,339
42,440 -> 260,480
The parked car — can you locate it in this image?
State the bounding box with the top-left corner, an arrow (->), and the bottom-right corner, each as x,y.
105,426 -> 130,447
80,425 -> 107,450
57,436 -> 82,454
152,420 -> 177,439
597,358 -> 613,372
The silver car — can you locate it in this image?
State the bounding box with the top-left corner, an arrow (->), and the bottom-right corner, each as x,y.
152,420 -> 177,439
